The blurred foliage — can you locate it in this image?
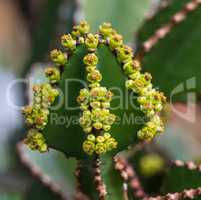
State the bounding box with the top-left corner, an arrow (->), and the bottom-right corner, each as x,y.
22,0 -> 62,76
0,193 -> 23,200
82,0 -> 151,42
137,0 -> 190,42
138,0 -> 201,102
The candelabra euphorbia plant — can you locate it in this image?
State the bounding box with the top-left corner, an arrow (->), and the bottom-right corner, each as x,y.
22,21 -> 167,199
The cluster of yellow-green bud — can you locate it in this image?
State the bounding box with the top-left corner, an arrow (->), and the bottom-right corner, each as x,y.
24,129 -> 48,153
78,52 -> 117,155
23,84 -> 58,129
61,34 -> 76,51
97,23 -> 166,141
22,83 -> 59,152
50,49 -> 67,66
137,89 -> 166,117
45,67 -> 60,84
82,133 -> 117,155
71,20 -> 90,38
79,107 -> 116,134
139,153 -> 165,177
138,115 -> 164,141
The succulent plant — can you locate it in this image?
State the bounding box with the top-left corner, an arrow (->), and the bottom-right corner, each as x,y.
20,0 -> 201,199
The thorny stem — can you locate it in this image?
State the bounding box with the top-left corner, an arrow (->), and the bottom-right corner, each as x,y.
93,157 -> 107,200
141,0 -> 201,54
74,161 -> 82,198
114,156 -> 147,200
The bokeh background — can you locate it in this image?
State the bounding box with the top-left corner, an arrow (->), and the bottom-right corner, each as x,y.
1,0 -> 201,199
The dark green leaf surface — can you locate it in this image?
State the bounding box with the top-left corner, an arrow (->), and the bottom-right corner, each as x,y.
141,7 -> 201,102
26,181 -> 61,200
137,0 -> 190,43
43,45 -> 145,158
161,166 -> 201,199
100,156 -> 124,200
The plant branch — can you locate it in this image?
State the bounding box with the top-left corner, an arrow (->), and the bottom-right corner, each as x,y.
114,156 -> 147,200
94,157 -> 107,200
142,0 -> 201,53
16,142 -> 67,200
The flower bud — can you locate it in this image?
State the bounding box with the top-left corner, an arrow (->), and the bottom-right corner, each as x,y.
85,33 -> 99,51
83,53 -> 98,66
50,49 -> 67,66
61,34 -> 76,50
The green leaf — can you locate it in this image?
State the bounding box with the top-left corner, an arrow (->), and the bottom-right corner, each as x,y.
43,45 -> 145,158
100,155 -> 124,200
82,0 -> 151,42
22,145 -> 77,199
140,6 -> 201,102
161,165 -> 201,199
137,0 -> 190,43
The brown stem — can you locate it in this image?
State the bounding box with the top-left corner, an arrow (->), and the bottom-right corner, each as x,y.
93,157 -> 107,200
114,156 -> 147,200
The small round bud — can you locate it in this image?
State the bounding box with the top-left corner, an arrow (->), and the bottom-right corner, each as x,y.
96,136 -> 105,143
45,67 -> 60,84
61,34 -> 76,50
93,122 -> 103,130
83,127 -> 92,134
87,70 -> 102,83
103,125 -> 111,131
77,20 -> 90,35
83,140 -> 95,155
103,132 -> 111,139
116,45 -> 133,63
50,49 -> 67,66
87,134 -> 96,142
90,101 -> 101,109
109,33 -> 123,50
83,53 -> 98,66
99,22 -> 113,38
95,143 -> 107,155
85,33 -> 99,51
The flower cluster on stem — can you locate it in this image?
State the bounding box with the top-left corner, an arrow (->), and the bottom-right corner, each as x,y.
98,22 -> 166,141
